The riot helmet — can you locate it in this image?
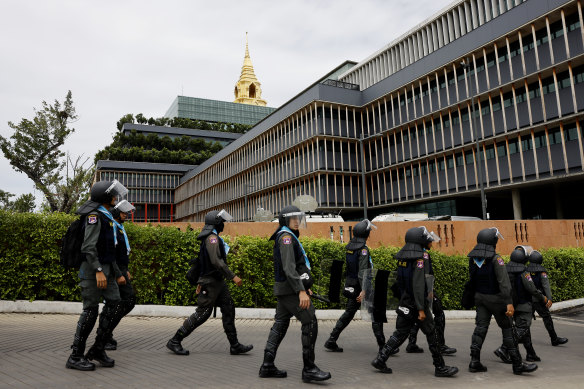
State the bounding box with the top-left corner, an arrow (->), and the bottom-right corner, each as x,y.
529,250 -> 544,264
278,205 -> 306,230
509,248 -> 527,264
405,226 -> 441,246
476,227 -> 504,245
111,200 -> 135,221
203,209 -> 233,234
91,179 -> 129,204
353,219 -> 377,239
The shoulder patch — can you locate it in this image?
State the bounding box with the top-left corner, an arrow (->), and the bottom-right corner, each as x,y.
497,257 -> 505,266
541,272 -> 548,278
361,249 -> 368,256
87,215 -> 97,225
525,273 -> 533,282
416,259 -> 424,269
282,236 -> 292,245
209,237 -> 218,244
423,252 -> 429,260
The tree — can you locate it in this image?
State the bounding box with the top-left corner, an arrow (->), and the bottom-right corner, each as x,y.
0,92 -> 93,213
0,189 -> 36,212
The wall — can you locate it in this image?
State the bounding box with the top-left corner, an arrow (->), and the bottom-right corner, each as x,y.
137,219 -> 584,255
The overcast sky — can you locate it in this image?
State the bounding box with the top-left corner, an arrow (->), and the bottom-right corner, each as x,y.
0,0 -> 453,202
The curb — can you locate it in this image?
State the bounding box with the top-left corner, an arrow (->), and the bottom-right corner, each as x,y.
1,298 -> 583,320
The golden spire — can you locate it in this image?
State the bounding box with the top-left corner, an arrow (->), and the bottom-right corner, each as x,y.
234,32 -> 267,106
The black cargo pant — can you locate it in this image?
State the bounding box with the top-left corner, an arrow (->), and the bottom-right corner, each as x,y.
263,294 -> 319,368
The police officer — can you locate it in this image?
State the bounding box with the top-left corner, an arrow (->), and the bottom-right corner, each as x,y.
66,180 -> 129,370
259,206 -> 331,382
324,219 -> 386,353
103,200 -> 137,350
527,250 -> 568,346
166,209 -> 252,356
467,228 -> 537,375
371,227 -> 458,377
493,246 -> 551,363
400,261 -> 457,355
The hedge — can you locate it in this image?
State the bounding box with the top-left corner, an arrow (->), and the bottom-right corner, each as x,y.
1,210 -> 583,309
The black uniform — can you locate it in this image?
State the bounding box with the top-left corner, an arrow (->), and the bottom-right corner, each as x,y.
494,249 -> 547,363
372,226 -> 458,377
104,219 -> 136,350
66,208 -> 123,370
403,254 -> 456,355
467,228 -> 537,375
324,242 -> 385,352
528,251 -> 568,346
259,206 -> 331,382
166,227 -> 252,356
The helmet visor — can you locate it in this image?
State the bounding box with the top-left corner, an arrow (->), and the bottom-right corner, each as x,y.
514,245 -> 533,256
217,209 -> 233,222
105,179 -> 129,202
420,226 -> 441,242
491,227 -> 504,240
283,211 -> 306,229
363,219 -> 377,231
114,200 -> 135,214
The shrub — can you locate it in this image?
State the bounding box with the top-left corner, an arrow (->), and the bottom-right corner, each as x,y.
1,210 -> 583,309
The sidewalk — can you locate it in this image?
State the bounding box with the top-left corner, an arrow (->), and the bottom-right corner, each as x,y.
2,297 -> 583,319
0,308 -> 583,388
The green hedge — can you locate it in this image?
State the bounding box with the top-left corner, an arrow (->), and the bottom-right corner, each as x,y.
1,210 -> 583,309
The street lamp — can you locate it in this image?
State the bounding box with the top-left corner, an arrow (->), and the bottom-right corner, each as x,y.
461,58 -> 487,220
359,132 -> 384,220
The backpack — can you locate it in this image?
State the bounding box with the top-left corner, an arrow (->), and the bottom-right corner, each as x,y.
185,255 -> 201,285
59,215 -> 87,268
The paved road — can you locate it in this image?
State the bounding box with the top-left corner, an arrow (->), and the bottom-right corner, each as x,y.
0,309 -> 582,388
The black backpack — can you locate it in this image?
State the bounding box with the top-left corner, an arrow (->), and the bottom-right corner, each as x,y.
59,215 -> 87,268
186,254 -> 201,285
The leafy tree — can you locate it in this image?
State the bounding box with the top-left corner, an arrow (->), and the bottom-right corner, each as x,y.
0,189 -> 36,212
0,91 -> 93,213
116,113 -> 134,131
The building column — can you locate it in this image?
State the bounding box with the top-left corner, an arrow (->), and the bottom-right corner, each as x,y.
512,189 -> 522,220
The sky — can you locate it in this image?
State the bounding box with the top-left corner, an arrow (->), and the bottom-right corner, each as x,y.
0,0 -> 454,203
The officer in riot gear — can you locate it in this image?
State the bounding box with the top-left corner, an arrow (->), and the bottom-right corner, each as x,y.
371,226 -> 458,377
467,228 -> 537,375
66,180 -> 129,371
399,247 -> 457,355
493,246 -> 550,364
103,200 -> 137,350
259,205 -> 331,382
527,250 -> 568,346
324,219 -> 386,352
166,209 -> 252,356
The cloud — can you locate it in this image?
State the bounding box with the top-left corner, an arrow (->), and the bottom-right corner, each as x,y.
0,0 -> 453,198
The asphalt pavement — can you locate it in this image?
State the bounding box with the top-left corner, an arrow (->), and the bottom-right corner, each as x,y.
0,307 -> 582,388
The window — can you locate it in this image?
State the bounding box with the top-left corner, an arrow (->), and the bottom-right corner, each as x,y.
564,125 -> 578,142
534,131 -> 547,148
521,137 -> 533,151
548,129 -> 562,145
485,145 -> 495,160
508,139 -> 519,155
497,144 -> 507,157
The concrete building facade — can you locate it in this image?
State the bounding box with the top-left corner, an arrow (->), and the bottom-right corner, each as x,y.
175,0 -> 584,222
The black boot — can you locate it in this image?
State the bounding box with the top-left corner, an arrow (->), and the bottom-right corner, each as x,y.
324,337 -> 343,352
440,344 -> 457,355
524,331 -> 541,362
372,338 -> 398,374
508,347 -> 537,375
469,349 -> 487,372
166,331 -> 189,355
301,319 -> 331,382
230,342 -> 253,355
302,366 -> 331,382
66,307 -> 98,371
552,336 -> 568,346
372,321 -> 386,353
67,343 -> 96,371
259,350 -> 287,378
406,325 -> 424,353
428,333 -> 458,377
85,344 -> 115,367
104,335 -> 117,351
494,346 -> 511,364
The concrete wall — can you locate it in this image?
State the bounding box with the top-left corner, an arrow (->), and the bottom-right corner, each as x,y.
136,219 -> 584,255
